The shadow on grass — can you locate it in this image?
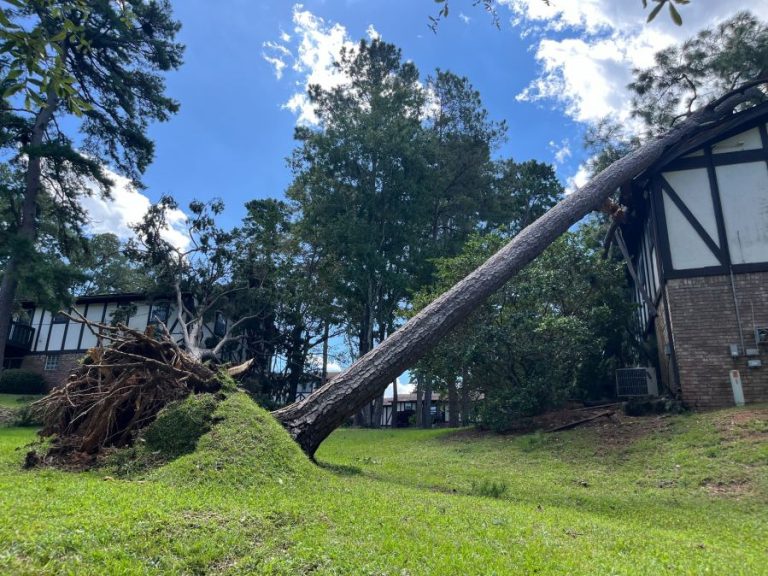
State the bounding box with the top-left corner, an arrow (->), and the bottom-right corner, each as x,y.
317,461 -> 362,476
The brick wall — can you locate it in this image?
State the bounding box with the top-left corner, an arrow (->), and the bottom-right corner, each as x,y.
664,272 -> 768,408
20,353 -> 82,391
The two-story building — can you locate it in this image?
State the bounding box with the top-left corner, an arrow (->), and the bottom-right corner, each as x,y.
618,102 -> 768,408
4,293 -> 242,389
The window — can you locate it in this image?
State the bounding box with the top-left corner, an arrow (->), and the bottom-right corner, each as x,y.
51,311 -> 69,324
148,302 -> 170,325
44,355 -> 59,371
214,311 -> 227,337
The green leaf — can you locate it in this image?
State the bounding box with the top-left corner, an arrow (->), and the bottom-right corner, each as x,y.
646,1 -> 664,23
2,82 -> 24,98
5,67 -> 23,81
668,2 -> 683,26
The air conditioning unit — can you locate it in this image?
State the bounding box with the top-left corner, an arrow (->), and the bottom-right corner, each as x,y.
756,327 -> 768,345
616,367 -> 659,398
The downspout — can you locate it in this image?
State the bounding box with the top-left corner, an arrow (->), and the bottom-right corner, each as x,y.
728,267 -> 746,354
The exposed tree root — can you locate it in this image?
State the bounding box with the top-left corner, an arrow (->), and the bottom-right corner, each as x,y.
33,318 -> 222,460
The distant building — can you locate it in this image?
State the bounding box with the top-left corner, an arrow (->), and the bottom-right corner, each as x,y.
4,293 -> 242,389
618,102 -> 768,407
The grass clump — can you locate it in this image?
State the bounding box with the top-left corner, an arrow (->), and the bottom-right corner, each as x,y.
151,391 -> 315,488
143,393 -> 219,459
470,478 -> 509,498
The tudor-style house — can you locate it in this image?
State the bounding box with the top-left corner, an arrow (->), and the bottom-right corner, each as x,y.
618,102 -> 768,408
4,293 -> 243,388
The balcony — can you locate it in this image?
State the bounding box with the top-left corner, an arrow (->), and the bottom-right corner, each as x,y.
6,322 -> 35,352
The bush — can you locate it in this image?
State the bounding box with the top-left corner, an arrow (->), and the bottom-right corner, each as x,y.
0,369 -> 47,394
141,393 -> 219,459
13,405 -> 43,427
478,373 -> 570,433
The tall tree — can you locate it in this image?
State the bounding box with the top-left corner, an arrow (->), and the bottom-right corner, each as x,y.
72,233 -> 146,296
233,198 -> 340,405
126,196 -> 257,362
275,80 -> 763,457
0,0 -> 182,370
289,39 -> 426,367
629,11 -> 767,134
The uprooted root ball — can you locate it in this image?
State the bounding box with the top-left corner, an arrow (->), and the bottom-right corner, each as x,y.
33,323 -> 224,461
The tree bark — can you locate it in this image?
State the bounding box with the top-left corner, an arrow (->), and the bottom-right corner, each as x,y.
273,83 -> 764,458
421,378 -> 433,428
0,92 -> 59,372
390,378 -> 398,428
448,377 -> 459,427
321,321 -> 329,386
415,382 -> 423,427
460,365 -> 471,426
372,394 -> 383,428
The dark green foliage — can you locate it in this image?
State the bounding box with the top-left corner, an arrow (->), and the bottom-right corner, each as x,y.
630,11 -> 767,133
73,233 -> 146,295
414,222 -> 636,431
0,0 -> 183,369
13,404 -> 42,427
0,369 -> 46,394
142,394 -> 218,459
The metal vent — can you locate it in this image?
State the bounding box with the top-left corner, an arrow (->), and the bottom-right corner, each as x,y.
616,367 -> 659,397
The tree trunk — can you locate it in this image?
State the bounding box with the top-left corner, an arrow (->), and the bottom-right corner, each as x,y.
415,382 -> 423,427
391,378 -> 398,428
372,394 -> 383,428
273,85 -> 762,458
0,93 -> 59,372
448,378 -> 459,427
321,321 -> 329,386
460,365 -> 471,426
422,379 -> 432,429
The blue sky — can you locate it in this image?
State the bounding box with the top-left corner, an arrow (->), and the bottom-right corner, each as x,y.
84,0 -> 767,240
140,0 -> 579,227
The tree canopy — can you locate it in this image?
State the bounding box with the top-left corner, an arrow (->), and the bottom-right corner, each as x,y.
0,0 -> 183,369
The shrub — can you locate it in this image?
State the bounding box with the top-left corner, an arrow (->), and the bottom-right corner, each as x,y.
13,405 -> 43,427
0,369 -> 47,394
141,393 -> 219,459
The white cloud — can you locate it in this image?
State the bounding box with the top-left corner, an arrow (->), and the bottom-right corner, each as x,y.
503,0 -> 768,194
459,12 -> 471,24
262,40 -> 293,80
366,24 -> 381,40
507,0 -> 768,124
307,355 -> 343,374
264,4 -> 380,125
549,138 -> 571,164
384,378 -> 414,398
79,169 -> 189,250
564,162 -> 590,196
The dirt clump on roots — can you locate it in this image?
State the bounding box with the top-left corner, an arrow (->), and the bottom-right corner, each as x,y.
28,319 -> 229,468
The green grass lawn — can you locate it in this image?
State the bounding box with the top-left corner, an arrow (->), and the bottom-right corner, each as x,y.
0,393 -> 766,575
0,393 -> 43,409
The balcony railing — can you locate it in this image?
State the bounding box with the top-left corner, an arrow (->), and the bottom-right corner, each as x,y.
6,322 -> 35,351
